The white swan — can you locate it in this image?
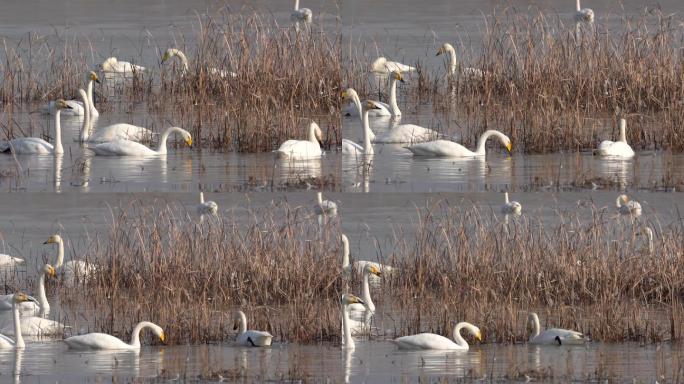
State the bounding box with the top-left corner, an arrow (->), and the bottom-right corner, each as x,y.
100,57 -> 145,74
616,194 -> 641,217
342,101 -> 381,156
162,48 -> 236,78
0,293 -> 36,349
314,192 -> 337,216
291,0 -> 313,23
406,130 -> 511,157
48,71 -> 100,117
0,254 -> 24,268
275,122 -> 322,160
0,308 -> 64,337
501,192 -> 522,215
340,294 -> 365,349
436,43 -> 485,79
86,123 -> 154,143
393,322 -> 482,350
63,321 -> 165,350
596,119 -> 634,158
348,265 -> 381,312
341,234 -> 394,278
0,100 -> 70,155
233,311 -> 273,347
373,123 -> 439,144
371,57 -> 415,74
342,88 -> 389,120
197,192 -> 218,216
528,312 -> 587,345
0,264 -> 55,315
91,126 -> 192,156
575,0 -> 595,23
45,234 -> 98,286
638,227 -> 654,254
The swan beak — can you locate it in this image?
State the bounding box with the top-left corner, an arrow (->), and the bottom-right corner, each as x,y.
185,138 -> 193,147
47,266 -> 56,278
43,238 -> 53,244
340,90 -> 348,99
475,331 -> 482,341
162,51 -> 171,63
370,266 -> 381,277
159,332 -> 166,343
436,48 -> 443,56
505,142 -> 512,152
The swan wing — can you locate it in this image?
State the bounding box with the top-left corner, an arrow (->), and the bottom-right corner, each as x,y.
393,333 -> 462,350
89,124 -> 152,142
0,333 -> 15,348
406,140 -> 474,157
375,125 -> 437,144
0,316 -> 64,336
91,139 -> 156,156
237,330 -> 273,347
1,138 -> 53,154
596,141 -> 634,158
342,139 -> 364,155
275,140 -> 321,160
63,333 -> 132,350
386,61 -> 415,73
530,328 -> 586,345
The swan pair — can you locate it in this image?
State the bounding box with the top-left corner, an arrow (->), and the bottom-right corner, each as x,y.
232,311 -> 273,347
528,312 -> 587,345
371,57 -> 415,74
100,57 -> 145,74
0,100 -> 71,155
162,48 -> 237,79
406,130 -> 512,157
596,119 -> 634,158
291,0 -> 313,23
616,194 -> 641,217
46,71 -> 100,117
343,71 -> 404,118
63,321 -> 164,350
342,101 -> 383,156
275,122 -> 323,160
436,43 -> 485,79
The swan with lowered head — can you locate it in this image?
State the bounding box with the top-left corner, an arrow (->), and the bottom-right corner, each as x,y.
291,0 -> 313,23
0,254 -> 24,268
348,265 -> 382,312
100,57 -> 145,74
406,130 -> 511,157
340,294 -> 365,349
616,194 -> 641,217
0,293 -> 38,349
1,100 -> 71,155
275,122 -> 323,160
371,57 -> 415,74
0,264 -> 55,315
90,126 -> 192,156
575,0 -> 595,23
44,234 -> 98,286
341,234 -> 394,278
233,310 -> 273,347
162,48 -> 236,78
342,101 -> 382,156
197,192 -> 218,216
501,192 -> 522,215
436,43 -> 485,79
596,119 -> 634,158
393,321 -> 482,350
63,321 -> 165,350
528,312 -> 587,345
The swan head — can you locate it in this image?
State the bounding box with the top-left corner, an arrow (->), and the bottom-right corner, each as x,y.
340,88 -> 358,101
364,264 -> 381,277
363,100 -> 382,111
161,48 -> 180,63
436,43 -> 454,56
148,324 -> 165,343
456,322 -> 482,341
89,71 -> 101,84
54,99 -> 73,110
13,292 -> 37,305
390,71 -> 405,83
43,234 -> 63,245
617,194 -> 629,206
341,293 -> 365,307
174,128 -> 192,147
43,264 -> 56,278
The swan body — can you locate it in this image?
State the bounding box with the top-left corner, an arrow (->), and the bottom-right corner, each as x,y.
616,194 -> 641,217
341,234 -> 394,278
291,0 -> 313,23
0,100 -> 70,155
501,192 -> 522,215
436,43 -> 485,79
371,57 -> 415,74
341,139 -> 364,155
233,311 -> 273,347
63,321 -> 164,350
314,192 -> 337,216
275,122 -> 322,160
393,322 -> 481,350
162,48 -> 237,79
406,130 -> 512,157
197,192 -> 218,216
44,234 -> 98,286
46,99 -> 84,117
91,127 -> 192,156
0,314 -> 64,337
48,71 -> 100,117
340,294 -> 365,349
374,124 -> 439,144
575,0 -> 595,22
0,264 -> 55,315
528,312 -> 586,345
596,119 -> 634,158
100,57 -> 145,74
348,265 -> 381,312
341,100 -> 381,156
0,293 -> 36,349
0,254 -> 24,268
87,123 -> 153,143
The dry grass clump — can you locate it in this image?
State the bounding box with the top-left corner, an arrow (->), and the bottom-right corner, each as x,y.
51,199 -> 682,345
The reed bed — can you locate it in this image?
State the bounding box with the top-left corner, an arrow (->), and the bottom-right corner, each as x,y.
47,198 -> 682,345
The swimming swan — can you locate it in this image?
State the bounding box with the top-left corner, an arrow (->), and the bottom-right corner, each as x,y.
528,312 -> 587,345
342,101 -> 382,156
197,192 -> 218,216
100,57 -> 145,74
275,122 -> 322,160
436,43 -> 485,79
406,130 -> 511,157
575,0 -> 595,23
63,321 -> 165,350
0,100 -> 71,155
0,293 -> 37,349
371,57 -> 415,74
616,194 -> 641,217
291,0 -> 313,23
340,294 -> 365,349
91,127 -> 192,156
596,119 -> 634,158
162,48 -> 236,78
0,264 -> 55,315
348,265 -> 381,312
46,71 -> 100,117
0,254 -> 24,268
501,192 -> 522,215
45,234 -> 98,286
86,123 -> 154,143
233,310 -> 273,347
314,192 -> 337,216
341,234 -> 393,278
393,322 -> 482,350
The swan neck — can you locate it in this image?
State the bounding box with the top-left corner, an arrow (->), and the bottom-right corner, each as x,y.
616,196 -> 624,208
619,121 -> 627,143
54,110 -> 63,155
176,50 -> 190,73
317,192 -> 323,204
576,0 -> 581,11
200,192 -> 205,204
476,130 -> 499,155
447,45 -> 457,75
87,80 -> 98,117
530,314 -> 541,339
157,127 -> 180,154
341,303 -> 354,348
294,0 -> 300,10
80,91 -> 90,142
362,270 -> 374,311
12,301 -> 24,348
389,78 -> 400,116
55,238 -> 64,268
342,237 -> 350,269
362,110 -> 374,155
504,192 -> 509,204
37,273 -> 49,313
238,312 -> 247,334
452,323 -> 468,348
352,92 -> 363,124
130,321 -> 155,348
308,124 -> 318,144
